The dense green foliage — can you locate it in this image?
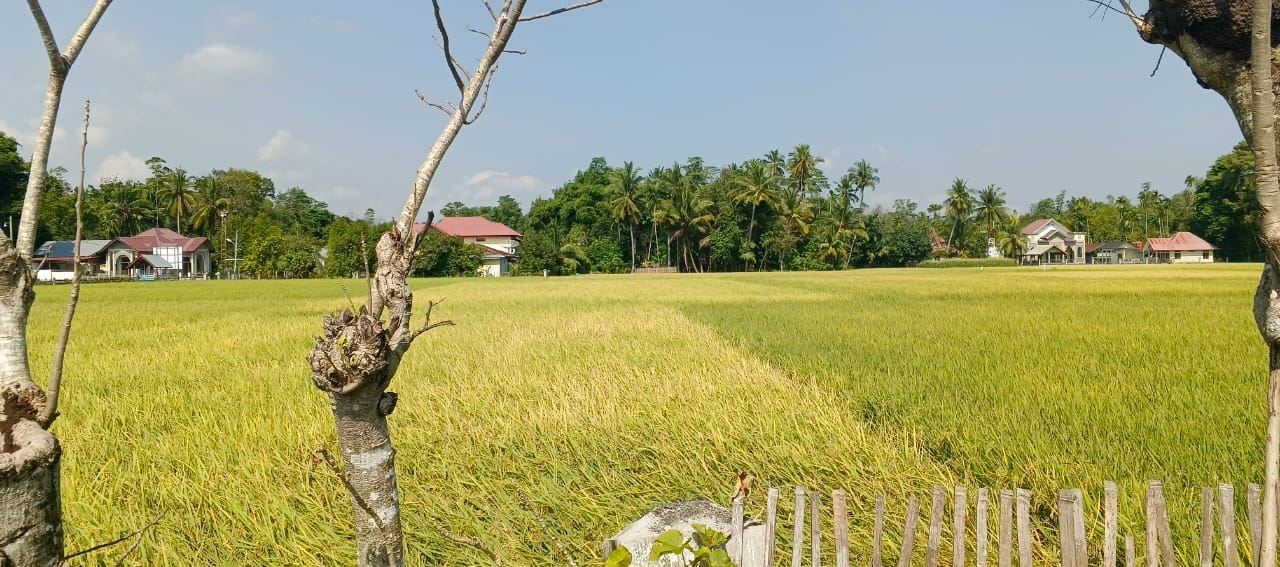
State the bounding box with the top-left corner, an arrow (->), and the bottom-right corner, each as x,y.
33,267 -> 1263,564
1,127 -> 1267,276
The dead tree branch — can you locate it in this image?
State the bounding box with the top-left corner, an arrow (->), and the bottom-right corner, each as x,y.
408,300 -> 455,343
59,511 -> 166,564
463,68 -> 498,125
38,99 -> 89,427
518,0 -> 605,22
415,89 -> 455,117
432,0 -> 467,94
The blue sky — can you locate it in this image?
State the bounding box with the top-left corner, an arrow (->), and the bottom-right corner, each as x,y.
0,1 -> 1243,222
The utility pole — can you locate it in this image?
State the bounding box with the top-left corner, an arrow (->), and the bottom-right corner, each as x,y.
218,209 -> 228,279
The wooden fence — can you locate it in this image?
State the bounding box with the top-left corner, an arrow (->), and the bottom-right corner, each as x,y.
725,482 -> 1265,567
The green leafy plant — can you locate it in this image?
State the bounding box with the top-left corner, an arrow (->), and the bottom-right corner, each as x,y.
604,546 -> 633,567
647,524 -> 735,567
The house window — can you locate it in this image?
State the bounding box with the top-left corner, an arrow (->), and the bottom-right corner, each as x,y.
1174,252 -> 1181,260
1203,252 -> 1210,260
475,237 -> 487,242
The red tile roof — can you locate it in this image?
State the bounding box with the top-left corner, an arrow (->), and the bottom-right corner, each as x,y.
417,216 -> 522,239
118,228 -> 210,254
1145,232 -> 1216,252
1085,243 -> 1102,254
1020,218 -> 1053,235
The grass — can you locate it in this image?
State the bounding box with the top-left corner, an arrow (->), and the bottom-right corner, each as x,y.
23,264 -> 1267,565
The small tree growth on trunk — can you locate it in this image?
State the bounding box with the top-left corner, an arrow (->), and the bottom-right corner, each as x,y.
306,2 -> 602,565
1105,0 -> 1280,564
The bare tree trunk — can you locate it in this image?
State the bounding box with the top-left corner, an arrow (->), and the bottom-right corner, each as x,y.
307,2 -> 602,564
2,3 -> 111,565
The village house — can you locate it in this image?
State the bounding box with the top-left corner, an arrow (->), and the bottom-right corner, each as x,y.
1019,219 -> 1087,265
32,239 -> 113,282
1144,232 -> 1217,264
414,216 -> 522,277
1086,241 -> 1144,264
102,228 -> 214,280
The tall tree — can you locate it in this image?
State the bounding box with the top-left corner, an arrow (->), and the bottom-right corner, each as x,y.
160,168 -> 195,233
972,184 -> 1010,237
305,3 -> 604,565
786,144 -> 824,199
733,160 -> 782,269
2,2 -> 112,565
847,159 -> 880,210
944,178 -> 974,251
606,161 -> 643,271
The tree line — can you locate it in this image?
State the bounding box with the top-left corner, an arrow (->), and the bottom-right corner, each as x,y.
1,130 -> 1264,278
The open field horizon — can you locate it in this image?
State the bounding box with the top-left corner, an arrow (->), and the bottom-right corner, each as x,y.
27,264 -> 1268,565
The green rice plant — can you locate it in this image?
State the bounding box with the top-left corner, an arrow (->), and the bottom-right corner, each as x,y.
22,264 -> 1266,565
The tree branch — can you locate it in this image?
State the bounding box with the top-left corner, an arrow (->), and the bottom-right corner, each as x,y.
463,67 -> 498,125
61,0 -> 113,67
415,89 -> 455,118
408,299 -> 455,343
38,100 -> 89,427
60,511 -> 166,563
432,0 -> 467,95
482,0 -> 500,21
394,0 -> 530,238
518,0 -> 605,22
25,0 -> 64,71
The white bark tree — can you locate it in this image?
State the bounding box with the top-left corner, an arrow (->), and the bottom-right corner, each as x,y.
0,3 -> 112,565
305,2 -> 601,565
1104,0 -> 1280,564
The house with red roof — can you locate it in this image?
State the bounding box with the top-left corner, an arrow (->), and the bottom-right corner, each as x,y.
412,216 -> 522,277
1144,232 -> 1217,264
102,228 -> 214,279
1018,218 -> 1087,265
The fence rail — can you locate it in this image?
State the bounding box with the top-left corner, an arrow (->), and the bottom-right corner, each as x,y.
724,482 -> 1266,567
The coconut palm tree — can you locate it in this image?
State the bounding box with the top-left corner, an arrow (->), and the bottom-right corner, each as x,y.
972,184 -> 1010,237
832,173 -> 856,229
657,185 -> 714,272
159,168 -> 196,233
733,160 -> 782,266
847,160 -> 880,210
98,180 -> 151,236
786,144 -> 824,199
996,221 -> 1029,258
813,227 -> 847,268
775,189 -> 814,269
607,162 -> 643,271
190,175 -> 231,234
764,149 -> 787,181
840,215 -> 870,269
944,178 -> 974,252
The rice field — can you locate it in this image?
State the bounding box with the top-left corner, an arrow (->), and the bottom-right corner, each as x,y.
26,264 -> 1266,565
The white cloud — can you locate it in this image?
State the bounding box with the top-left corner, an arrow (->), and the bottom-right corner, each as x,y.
304,15 -> 358,34
257,130 -> 310,163
94,151 -> 150,183
177,44 -> 272,79
866,142 -> 901,164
